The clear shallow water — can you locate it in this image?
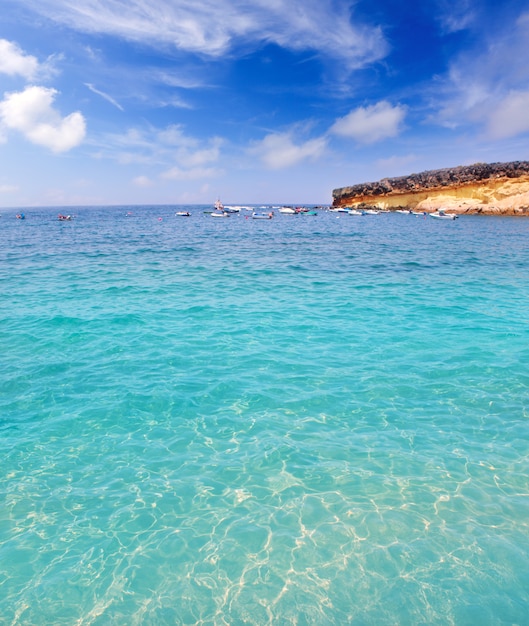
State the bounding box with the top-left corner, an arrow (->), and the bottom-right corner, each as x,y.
1,206 -> 529,625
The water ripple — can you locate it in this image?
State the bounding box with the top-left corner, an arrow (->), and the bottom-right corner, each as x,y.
1,207 -> 529,623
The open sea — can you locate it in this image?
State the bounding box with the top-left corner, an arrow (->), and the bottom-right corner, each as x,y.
1,205 -> 529,625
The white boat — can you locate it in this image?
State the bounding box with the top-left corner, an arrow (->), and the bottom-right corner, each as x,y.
348,209 -> 364,216
279,207 -> 296,214
395,209 -> 411,214
211,211 -> 229,218
175,211 -> 190,216
363,209 -> 380,215
252,212 -> 274,219
430,210 -> 458,220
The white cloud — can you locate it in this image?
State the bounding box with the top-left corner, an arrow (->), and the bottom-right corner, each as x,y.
133,175 -> 153,187
184,140 -> 223,167
157,124 -> 200,149
85,83 -> 124,111
487,91 -> 529,139
435,0 -> 475,33
0,86 -> 86,152
159,133 -> 223,179
16,0 -> 388,69
157,96 -> 193,110
160,166 -> 221,180
0,39 -> 61,81
157,126 -> 223,169
0,39 -> 39,79
90,123 -> 224,180
152,70 -> 206,90
432,12 -> 529,136
249,131 -> 326,169
330,101 -> 406,144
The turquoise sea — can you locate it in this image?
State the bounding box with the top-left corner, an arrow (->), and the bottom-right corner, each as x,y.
1,205 -> 529,625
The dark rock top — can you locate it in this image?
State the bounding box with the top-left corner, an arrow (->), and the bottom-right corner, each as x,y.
332,161 -> 529,202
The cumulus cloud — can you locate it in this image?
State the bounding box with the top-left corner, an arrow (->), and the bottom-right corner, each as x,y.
330,101 -> 406,144
15,0 -> 388,69
0,86 -> 86,152
0,39 -> 39,79
249,131 -> 326,169
0,39 -> 61,81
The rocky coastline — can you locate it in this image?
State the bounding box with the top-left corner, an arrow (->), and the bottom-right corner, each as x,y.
332,161 -> 529,215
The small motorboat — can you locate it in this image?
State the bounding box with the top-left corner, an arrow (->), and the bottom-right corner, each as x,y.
348,209 -> 364,216
279,207 -> 296,214
58,213 -> 72,221
211,211 -> 230,217
252,212 -> 274,219
16,213 -> 25,219
430,210 -> 458,220
175,211 -> 191,216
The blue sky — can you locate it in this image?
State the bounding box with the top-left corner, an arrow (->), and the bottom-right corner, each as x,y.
1,0 -> 528,207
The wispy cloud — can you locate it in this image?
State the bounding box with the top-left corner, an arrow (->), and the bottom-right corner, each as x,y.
15,0 -> 388,69
330,101 -> 406,144
85,83 -> 124,111
133,175 -> 153,187
431,11 -> 529,139
160,165 -> 222,181
487,90 -> 529,139
90,123 -> 224,180
157,96 -> 193,110
152,70 -> 207,90
435,0 -> 476,33
0,85 -> 86,152
0,183 -> 19,193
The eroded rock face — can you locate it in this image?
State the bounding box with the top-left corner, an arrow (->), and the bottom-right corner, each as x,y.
332,161 -> 529,214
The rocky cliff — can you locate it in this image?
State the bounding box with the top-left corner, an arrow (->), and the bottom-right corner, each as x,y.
332,161 -> 529,215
